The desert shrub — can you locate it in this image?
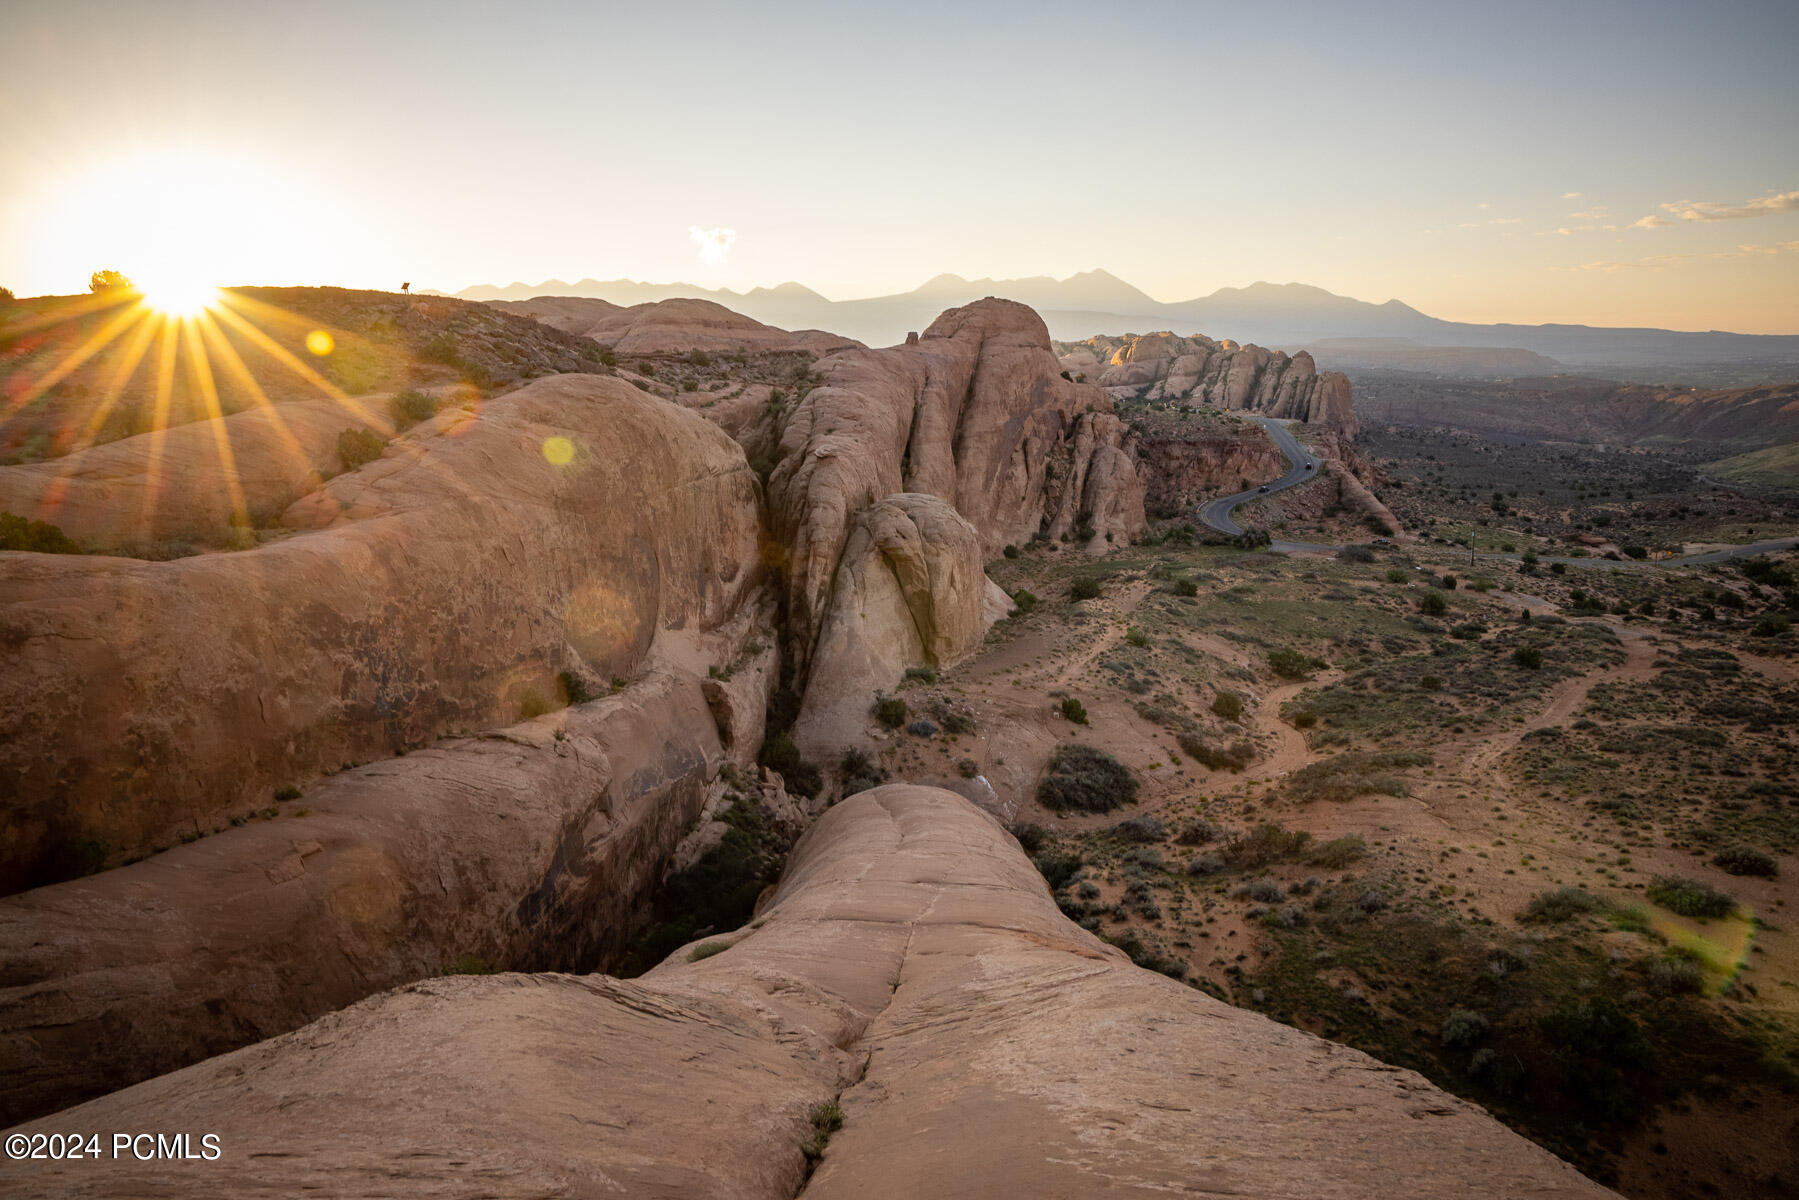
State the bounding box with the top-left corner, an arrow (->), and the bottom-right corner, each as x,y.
390,389 -> 438,426
1003,543 -> 1019,558
442,954 -> 494,975
1223,823 -> 1312,869
1521,886 -> 1604,924
1306,835 -> 1368,868
1712,844 -> 1778,877
1289,710 -> 1318,729
1283,751 -> 1427,803
0,512 -> 80,554
1513,645 -> 1544,670
1645,953 -> 1706,996
840,748 -> 884,795
686,349 -> 711,367
273,785 -> 302,802
1646,875 -> 1735,919
559,670 -> 592,705
1178,733 -> 1253,771
336,427 -> 386,470
906,719 -> 938,738
1441,1008 -> 1490,1049
1185,853 -> 1225,876
956,757 -> 979,778
1420,674 -> 1443,691
0,285 -> 13,303
1060,696 -> 1089,724
687,940 -> 730,962
1211,691 -> 1243,721
1109,816 -> 1166,843
1385,568 -> 1408,583
1011,823 -> 1049,854
939,710 -> 976,734
88,268 -> 131,292
801,1100 -> 843,1162
1175,818 -> 1220,845
419,331 -> 461,365
1032,847 -> 1085,890
1011,588 -> 1039,614
1754,613 -> 1791,638
1125,627 -> 1150,648
872,695 -> 908,728
1174,577 -> 1199,597
1338,545 -> 1375,564
1037,744 -> 1137,813
759,730 -> 802,774
1267,647 -> 1311,679
1417,591 -> 1448,616
1070,576 -> 1103,601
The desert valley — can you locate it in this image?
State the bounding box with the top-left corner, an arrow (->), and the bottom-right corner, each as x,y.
3,1 -> 1797,1196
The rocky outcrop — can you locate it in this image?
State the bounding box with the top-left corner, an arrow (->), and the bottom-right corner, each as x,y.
1060,331 -> 1359,435
0,374 -> 765,893
768,299 -> 1146,681
491,295 -> 860,357
3,786 -> 1616,1199
793,494 -> 992,754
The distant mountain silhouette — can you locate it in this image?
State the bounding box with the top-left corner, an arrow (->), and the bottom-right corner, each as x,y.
448,272 -> 1799,380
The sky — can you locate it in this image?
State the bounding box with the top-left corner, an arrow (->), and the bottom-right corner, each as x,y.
2,0 -> 1797,332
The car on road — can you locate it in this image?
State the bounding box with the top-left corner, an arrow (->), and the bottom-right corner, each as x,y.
1305,462 -> 1314,470
1257,485 -> 1269,493
1372,537 -> 1391,546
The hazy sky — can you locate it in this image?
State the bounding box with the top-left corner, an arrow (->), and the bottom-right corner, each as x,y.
3,0 -> 1797,331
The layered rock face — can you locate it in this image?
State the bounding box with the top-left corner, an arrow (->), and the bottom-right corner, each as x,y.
0,374 -> 765,893
1060,331 -> 1359,435
768,299 -> 1145,687
3,786 -> 1615,1200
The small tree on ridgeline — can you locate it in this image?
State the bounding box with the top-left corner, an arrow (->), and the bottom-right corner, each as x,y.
89,269 -> 132,293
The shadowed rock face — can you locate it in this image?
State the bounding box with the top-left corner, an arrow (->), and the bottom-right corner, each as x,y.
2,786 -> 1616,1199
768,299 -> 1146,682
1060,331 -> 1360,435
0,374 -> 765,893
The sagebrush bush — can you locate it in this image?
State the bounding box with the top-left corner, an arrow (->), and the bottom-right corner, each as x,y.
1069,576 -> 1103,601
1211,691 -> 1243,721
1037,744 -> 1137,813
872,695 -> 908,728
1712,844 -> 1778,877
1060,697 -> 1089,725
1521,886 -> 1604,923
1646,875 -> 1735,919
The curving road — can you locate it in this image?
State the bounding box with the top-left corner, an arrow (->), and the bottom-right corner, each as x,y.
1197,413 -> 1798,569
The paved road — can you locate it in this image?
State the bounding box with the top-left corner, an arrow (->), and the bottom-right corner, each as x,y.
1195,414 -> 1798,569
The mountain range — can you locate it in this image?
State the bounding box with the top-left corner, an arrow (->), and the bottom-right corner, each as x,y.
450,270 -> 1799,383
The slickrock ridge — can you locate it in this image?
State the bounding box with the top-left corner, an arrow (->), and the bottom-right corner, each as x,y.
0,374 -> 765,893
490,294 -> 861,356
0,396 -> 356,550
2,786 -> 1617,1200
1059,331 -> 1360,435
768,299 -> 1146,686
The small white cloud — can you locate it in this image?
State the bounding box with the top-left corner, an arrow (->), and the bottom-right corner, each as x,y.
1555,227 -> 1574,236
1662,190 -> 1799,222
688,225 -> 737,267
1562,191 -> 1584,199
1477,202 -> 1490,210
1632,215 -> 1672,230
1491,217 -> 1523,225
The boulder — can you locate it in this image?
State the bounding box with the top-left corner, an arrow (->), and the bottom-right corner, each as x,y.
3,786 -> 1616,1199
793,494 -> 992,755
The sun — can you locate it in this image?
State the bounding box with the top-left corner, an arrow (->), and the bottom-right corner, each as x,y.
137,272 -> 219,317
